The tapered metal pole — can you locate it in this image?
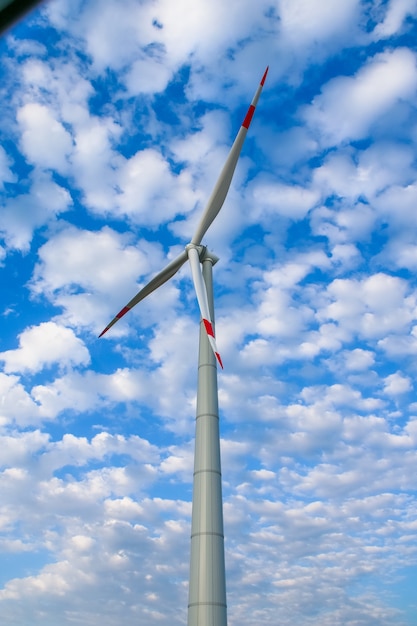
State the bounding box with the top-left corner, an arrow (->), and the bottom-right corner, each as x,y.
188,250 -> 227,626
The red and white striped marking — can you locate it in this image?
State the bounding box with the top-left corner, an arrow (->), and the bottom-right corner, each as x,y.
203,318 -> 223,369
242,66 -> 268,130
191,66 -> 269,247
99,306 -> 131,337
188,245 -> 223,369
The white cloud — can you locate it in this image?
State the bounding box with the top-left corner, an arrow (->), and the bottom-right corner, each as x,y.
78,0 -> 150,72
304,48 -> 417,145
310,201 -> 377,246
39,432 -> 159,475
328,243 -> 362,272
116,148 -> 197,225
378,325 -> 417,356
318,273 -> 415,340
30,225 -> 162,333
383,371 -> 412,395
32,226 -> 149,295
252,180 -> 320,220
245,252 -> 326,336
16,55 -> 121,215
46,0 -> 272,91
0,423 -> 188,623
17,103 -> 73,173
71,117 -> 122,213
7,36 -> 47,58
30,368 -> 151,420
278,0 -> 361,45
0,430 -> 49,467
0,173 -> 72,251
124,56 -> 172,96
375,182 -> 417,231
344,348 -> 375,371
19,57 -> 94,128
0,373 -> 41,426
313,142 -> 415,201
372,0 -> 417,38
0,322 -> 90,374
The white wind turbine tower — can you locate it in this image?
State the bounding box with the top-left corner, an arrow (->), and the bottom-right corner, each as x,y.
100,67 -> 268,626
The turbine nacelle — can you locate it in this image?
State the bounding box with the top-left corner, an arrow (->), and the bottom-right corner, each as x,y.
185,244 -> 219,266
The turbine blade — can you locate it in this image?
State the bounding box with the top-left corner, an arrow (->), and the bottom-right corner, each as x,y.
191,66 -> 269,246
99,249 -> 188,337
187,246 -> 223,369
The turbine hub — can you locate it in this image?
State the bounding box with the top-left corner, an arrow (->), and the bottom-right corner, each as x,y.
186,243 -> 219,265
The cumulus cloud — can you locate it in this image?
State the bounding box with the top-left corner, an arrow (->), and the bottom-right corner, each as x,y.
318,273 -> 415,340
116,148 -> 198,225
30,368 -> 152,420
124,55 -> 173,96
46,0 -> 273,95
252,180 -> 321,220
313,142 -> 415,201
0,373 -> 41,426
278,0 -> 361,46
29,225 -> 167,333
383,371 -> 412,396
343,348 -> 375,371
0,173 -> 72,251
17,103 -> 73,173
71,117 -> 122,213
372,0 -> 417,39
0,322 -> 90,374
31,226 -> 149,295
0,429 -> 49,467
304,48 -> 417,145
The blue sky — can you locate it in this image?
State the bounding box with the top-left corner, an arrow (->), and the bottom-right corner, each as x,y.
1,0 -> 417,624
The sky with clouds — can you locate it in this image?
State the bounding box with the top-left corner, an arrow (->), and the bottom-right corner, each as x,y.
1,0 -> 417,624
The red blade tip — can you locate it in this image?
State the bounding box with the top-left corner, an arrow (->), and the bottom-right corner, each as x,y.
98,306 -> 131,338
261,66 -> 269,86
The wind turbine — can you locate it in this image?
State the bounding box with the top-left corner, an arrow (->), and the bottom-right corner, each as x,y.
99,67 -> 268,626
